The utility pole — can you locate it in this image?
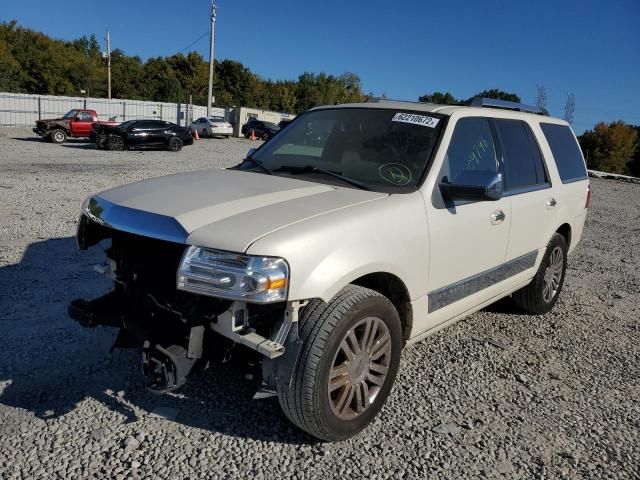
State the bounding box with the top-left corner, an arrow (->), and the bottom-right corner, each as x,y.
106,30 -> 112,100
207,0 -> 217,117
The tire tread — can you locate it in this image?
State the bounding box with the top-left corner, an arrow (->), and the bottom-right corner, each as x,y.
278,285 -> 387,440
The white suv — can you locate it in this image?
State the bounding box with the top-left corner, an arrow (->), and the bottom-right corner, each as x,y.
70,98 -> 590,441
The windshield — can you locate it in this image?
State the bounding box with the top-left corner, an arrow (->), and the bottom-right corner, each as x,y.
247,108 -> 444,192
118,120 -> 136,129
63,110 -> 79,119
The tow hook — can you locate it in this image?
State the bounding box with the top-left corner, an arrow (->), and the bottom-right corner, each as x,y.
141,342 -> 197,394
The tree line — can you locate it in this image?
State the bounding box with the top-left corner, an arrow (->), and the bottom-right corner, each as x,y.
1,21 -> 638,176
0,21 -> 365,113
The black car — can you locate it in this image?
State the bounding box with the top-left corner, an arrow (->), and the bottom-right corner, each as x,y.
92,120 -> 194,152
241,118 -> 280,140
278,119 -> 293,130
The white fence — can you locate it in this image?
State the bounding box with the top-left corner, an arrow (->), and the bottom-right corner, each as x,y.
0,92 -> 226,127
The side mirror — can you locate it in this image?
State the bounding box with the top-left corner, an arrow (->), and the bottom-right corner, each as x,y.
439,171 -> 503,201
247,148 -> 256,158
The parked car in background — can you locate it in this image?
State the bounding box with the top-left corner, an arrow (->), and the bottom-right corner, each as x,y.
278,119 -> 293,130
241,118 -> 280,140
190,117 -> 233,138
33,109 -> 120,144
91,120 -> 193,152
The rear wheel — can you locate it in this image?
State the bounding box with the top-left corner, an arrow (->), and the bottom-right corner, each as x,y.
201,128 -> 208,138
107,135 -> 126,151
512,233 -> 568,314
168,137 -> 183,152
278,285 -> 402,441
50,129 -> 67,144
262,131 -> 270,141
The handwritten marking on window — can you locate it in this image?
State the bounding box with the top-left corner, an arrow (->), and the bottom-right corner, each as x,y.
467,136 -> 490,170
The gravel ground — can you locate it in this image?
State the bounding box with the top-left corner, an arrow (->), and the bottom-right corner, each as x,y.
0,128 -> 638,479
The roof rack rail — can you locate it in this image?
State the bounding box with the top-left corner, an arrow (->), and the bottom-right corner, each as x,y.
466,97 -> 549,116
365,97 -> 419,104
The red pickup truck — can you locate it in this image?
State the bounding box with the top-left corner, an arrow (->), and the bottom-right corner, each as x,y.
33,109 -> 120,144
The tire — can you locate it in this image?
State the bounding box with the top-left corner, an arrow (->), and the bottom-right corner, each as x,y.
50,129 -> 67,144
107,135 -> 126,151
168,137 -> 183,152
96,132 -> 108,150
279,285 -> 402,441
262,132 -> 270,141
512,233 -> 568,314
201,128 -> 208,138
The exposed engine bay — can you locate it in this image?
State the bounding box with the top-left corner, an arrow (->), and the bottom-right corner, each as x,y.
69,215 -> 303,396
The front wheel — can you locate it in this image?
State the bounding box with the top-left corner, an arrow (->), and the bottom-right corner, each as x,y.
168,136 -> 183,152
512,232 -> 568,314
279,285 -> 402,441
50,129 -> 67,144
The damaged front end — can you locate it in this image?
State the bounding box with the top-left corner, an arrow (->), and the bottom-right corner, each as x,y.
70,204 -> 304,397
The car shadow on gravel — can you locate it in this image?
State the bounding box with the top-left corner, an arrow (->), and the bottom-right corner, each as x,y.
481,296 -> 531,315
0,236 -> 314,445
61,144 -> 98,150
11,136 -> 91,144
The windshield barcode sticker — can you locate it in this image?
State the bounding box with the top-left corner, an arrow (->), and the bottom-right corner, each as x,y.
392,112 -> 439,128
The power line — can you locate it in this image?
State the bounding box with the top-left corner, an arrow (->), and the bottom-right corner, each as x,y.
178,30 -> 209,54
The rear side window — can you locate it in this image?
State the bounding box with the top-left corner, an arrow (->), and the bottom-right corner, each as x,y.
540,123 -> 587,183
441,117 -> 498,182
495,119 -> 548,190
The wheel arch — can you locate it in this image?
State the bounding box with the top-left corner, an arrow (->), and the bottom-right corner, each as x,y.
555,222 -> 572,249
350,272 -> 413,342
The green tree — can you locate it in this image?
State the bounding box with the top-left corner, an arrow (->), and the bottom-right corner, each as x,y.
578,121 -> 638,174
472,89 -> 521,102
418,91 -> 459,104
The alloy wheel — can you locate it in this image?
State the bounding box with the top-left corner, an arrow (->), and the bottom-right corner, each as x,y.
327,316 -> 391,420
543,246 -> 563,302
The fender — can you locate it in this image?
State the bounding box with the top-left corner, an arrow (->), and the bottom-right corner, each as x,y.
246,192 -> 431,303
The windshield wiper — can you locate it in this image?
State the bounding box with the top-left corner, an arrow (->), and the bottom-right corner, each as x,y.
241,156 -> 272,174
272,165 -> 370,191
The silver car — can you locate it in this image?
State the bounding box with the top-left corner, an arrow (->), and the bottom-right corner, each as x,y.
190,117 -> 232,138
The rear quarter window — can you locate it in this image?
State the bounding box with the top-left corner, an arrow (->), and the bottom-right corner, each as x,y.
495,119 -> 548,190
540,123 -> 587,183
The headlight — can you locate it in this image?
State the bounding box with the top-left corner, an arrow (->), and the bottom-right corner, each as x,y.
176,246 -> 289,303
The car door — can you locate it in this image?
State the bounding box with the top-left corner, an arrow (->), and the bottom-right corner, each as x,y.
494,119 -> 557,263
424,116 -> 511,326
151,121 -> 172,146
72,111 -> 94,136
127,121 -> 154,147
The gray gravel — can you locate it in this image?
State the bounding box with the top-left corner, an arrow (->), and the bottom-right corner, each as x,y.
1,128 -> 639,479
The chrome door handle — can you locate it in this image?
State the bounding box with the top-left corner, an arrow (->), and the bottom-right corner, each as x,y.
491,210 -> 506,225
546,198 -> 557,209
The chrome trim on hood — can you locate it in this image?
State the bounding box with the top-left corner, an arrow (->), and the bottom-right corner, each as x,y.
84,196 -> 188,244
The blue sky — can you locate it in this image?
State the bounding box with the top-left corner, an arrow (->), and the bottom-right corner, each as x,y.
3,0 -> 639,132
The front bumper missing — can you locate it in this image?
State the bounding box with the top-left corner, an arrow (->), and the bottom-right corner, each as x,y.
68,292 -> 306,394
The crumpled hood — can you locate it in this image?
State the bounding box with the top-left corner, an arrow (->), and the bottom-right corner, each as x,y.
93,169 -> 387,252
